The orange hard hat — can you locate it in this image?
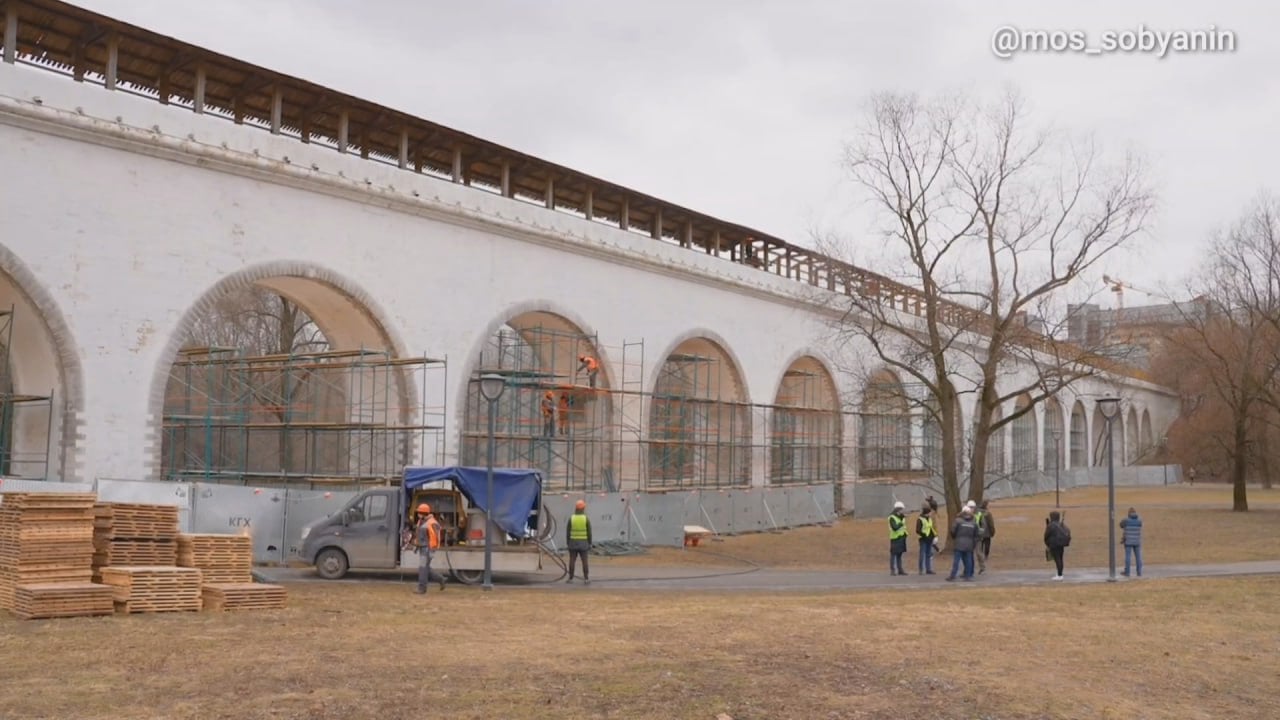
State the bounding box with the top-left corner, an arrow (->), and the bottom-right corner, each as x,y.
575,500 -> 586,510
417,503 -> 430,514
545,390 -> 554,398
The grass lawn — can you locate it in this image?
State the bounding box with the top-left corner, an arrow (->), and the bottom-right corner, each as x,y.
599,485 -> 1280,573
2,576 -> 1278,719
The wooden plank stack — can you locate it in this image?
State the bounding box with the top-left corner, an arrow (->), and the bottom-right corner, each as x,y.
98,566 -> 202,613
178,533 -> 286,611
201,582 -> 288,611
12,582 -> 114,619
0,492 -> 97,612
92,502 -> 179,581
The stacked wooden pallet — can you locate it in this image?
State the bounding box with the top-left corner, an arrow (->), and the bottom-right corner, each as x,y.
0,492 -> 97,612
92,503 -> 179,581
12,582 -> 114,619
178,533 -> 287,611
201,582 -> 288,611
98,566 -> 202,613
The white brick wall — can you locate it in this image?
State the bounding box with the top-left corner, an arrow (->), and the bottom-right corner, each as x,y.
0,62 -> 1181,483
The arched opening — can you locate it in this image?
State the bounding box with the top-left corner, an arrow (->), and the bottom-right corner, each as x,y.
460,311 -> 616,492
1042,397 -> 1065,472
1092,404 -> 1124,467
1125,407 -> 1139,465
647,336 -> 749,487
0,258 -> 78,481
986,406 -> 1006,476
858,369 -> 911,477
770,356 -> 841,484
158,268 -> 436,486
1140,409 -> 1154,458
1069,401 -> 1088,468
1011,394 -> 1038,473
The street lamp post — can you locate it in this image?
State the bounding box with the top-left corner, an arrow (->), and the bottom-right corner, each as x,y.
478,373 -> 508,591
1051,429 -> 1062,508
1097,396 -> 1121,582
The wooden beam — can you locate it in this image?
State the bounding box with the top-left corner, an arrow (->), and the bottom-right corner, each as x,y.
104,32 -> 118,90
451,148 -> 463,183
651,207 -> 662,240
500,161 -> 511,197
3,2 -> 16,65
337,110 -> 349,153
544,176 -> 555,209
584,188 -> 593,220
270,85 -> 283,134
620,197 -> 629,230
682,221 -> 693,248
398,126 -> 409,169
193,63 -> 206,114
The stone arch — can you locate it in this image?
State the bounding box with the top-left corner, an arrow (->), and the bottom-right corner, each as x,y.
1042,396 -> 1065,471
1092,402 -> 1124,467
149,261 -> 415,484
859,368 -> 911,476
0,243 -> 85,482
1125,406 -> 1139,465
769,354 -> 841,484
1069,400 -> 1088,468
647,333 -> 750,488
1140,408 -> 1154,458
1011,394 -> 1038,472
459,307 -> 615,492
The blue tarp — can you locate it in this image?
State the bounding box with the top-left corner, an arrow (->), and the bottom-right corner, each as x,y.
402,466 -> 542,538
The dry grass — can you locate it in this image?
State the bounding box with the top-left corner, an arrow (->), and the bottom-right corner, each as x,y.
2,576 -> 1278,719
600,485 -> 1280,572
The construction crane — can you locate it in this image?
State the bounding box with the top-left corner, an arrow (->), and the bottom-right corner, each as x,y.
1102,274 -> 1158,310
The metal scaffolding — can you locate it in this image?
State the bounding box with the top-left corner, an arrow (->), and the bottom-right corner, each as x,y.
769,369 -> 842,485
459,325 -> 644,492
161,347 -> 446,487
646,352 -> 753,488
0,305 -> 54,479
858,378 -> 913,476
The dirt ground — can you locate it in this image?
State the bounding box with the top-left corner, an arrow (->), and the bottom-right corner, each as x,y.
2,576 -> 1278,720
598,484 -> 1280,573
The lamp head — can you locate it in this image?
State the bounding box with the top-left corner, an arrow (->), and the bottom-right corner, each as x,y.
1097,395 -> 1121,420
479,373 -> 507,402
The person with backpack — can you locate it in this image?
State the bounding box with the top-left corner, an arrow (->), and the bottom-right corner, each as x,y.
975,499 -> 996,573
1120,506 -> 1143,577
945,506 -> 980,582
1044,510 -> 1071,580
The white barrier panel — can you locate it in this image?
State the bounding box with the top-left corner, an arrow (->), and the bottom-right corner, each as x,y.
581,491 -> 629,543
625,492 -> 685,547
0,478 -> 95,502
96,478 -> 194,532
729,489 -> 765,535
695,489 -> 733,535
759,487 -> 790,530
811,484 -> 836,523
282,489 -> 357,561
541,493 -> 578,550
191,483 -> 287,564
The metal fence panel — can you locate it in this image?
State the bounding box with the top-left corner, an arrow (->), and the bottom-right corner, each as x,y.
811,483 -> 836,524
282,489 -> 357,562
625,492 -> 685,547
96,479 -> 194,532
729,489 -> 765,535
190,483 -> 287,564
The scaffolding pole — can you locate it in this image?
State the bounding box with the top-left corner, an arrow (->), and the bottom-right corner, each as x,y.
0,305 -> 55,480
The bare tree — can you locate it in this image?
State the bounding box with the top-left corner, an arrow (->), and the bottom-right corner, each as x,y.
828,90 -> 1153,517
1155,196 -> 1280,510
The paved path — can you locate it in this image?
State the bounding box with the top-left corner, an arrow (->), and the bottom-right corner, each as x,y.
256,559 -> 1280,593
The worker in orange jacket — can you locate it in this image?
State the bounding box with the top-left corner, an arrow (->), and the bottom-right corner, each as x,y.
414,503 -> 446,594
540,390 -> 556,436
558,392 -> 571,435
577,355 -> 599,388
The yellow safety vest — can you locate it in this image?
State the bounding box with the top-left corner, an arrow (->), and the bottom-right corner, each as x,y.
569,513 -> 589,541
888,514 -> 907,540
919,516 -> 935,538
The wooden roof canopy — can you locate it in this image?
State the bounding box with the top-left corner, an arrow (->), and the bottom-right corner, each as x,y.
0,0 -> 1149,382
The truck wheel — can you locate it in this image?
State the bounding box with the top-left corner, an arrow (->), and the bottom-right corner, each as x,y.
315,548 -> 349,580
452,569 -> 484,585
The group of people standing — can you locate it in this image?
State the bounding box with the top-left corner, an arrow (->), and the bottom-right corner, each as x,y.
889,497 -> 1145,582
888,496 -> 995,581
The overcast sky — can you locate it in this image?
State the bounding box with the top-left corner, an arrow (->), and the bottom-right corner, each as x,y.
77,0 -> 1278,308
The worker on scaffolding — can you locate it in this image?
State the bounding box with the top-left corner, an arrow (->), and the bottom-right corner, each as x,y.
577,355 -> 599,388
541,390 -> 557,437
413,503 -> 447,594
558,392 -> 571,435
566,499 -> 593,584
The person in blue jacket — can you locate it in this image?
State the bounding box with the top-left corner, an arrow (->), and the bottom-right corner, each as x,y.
1120,507 -> 1143,577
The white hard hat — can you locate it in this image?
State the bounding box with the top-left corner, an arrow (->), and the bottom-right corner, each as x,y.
966,500 -> 976,508
893,501 -> 905,510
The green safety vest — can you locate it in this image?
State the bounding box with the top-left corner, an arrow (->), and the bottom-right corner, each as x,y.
975,511 -> 985,529
888,514 -> 907,540
569,513 -> 589,541
919,516 -> 934,538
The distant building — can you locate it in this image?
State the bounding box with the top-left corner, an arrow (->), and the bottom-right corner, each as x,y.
1066,298 -> 1210,369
